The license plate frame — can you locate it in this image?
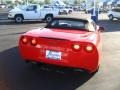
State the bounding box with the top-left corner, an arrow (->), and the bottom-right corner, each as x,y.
46,50 -> 61,60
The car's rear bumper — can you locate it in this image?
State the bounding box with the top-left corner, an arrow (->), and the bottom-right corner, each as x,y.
19,44 -> 100,73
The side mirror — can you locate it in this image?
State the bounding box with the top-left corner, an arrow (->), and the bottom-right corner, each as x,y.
98,26 -> 104,32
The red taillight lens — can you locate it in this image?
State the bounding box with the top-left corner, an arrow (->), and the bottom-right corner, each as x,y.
30,38 -> 37,46
85,45 -> 93,52
21,36 -> 28,44
72,44 -> 81,51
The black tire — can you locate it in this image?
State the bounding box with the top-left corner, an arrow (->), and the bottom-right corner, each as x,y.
45,15 -> 53,23
109,14 -> 114,21
90,66 -> 99,75
68,10 -> 72,14
14,15 -> 23,23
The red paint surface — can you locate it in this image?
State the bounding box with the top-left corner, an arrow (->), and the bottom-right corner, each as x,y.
19,28 -> 102,73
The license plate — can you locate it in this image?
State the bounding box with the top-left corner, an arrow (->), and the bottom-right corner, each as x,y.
46,50 -> 61,60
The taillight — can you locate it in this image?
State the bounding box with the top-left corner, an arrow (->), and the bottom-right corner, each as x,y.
85,44 -> 93,52
30,38 -> 37,46
21,36 -> 28,44
72,44 -> 81,51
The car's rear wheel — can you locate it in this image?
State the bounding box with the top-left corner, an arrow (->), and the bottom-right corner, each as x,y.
109,14 -> 114,21
15,15 -> 23,23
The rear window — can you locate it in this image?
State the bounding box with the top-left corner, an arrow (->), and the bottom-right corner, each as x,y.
46,18 -> 88,30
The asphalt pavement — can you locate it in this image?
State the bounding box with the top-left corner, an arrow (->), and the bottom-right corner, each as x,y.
0,13 -> 8,20
0,12 -> 120,90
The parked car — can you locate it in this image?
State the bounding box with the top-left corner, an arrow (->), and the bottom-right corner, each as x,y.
0,4 -> 6,8
108,8 -> 120,20
59,7 -> 68,15
19,17 -> 104,74
59,7 -> 73,15
8,4 -> 59,23
65,6 -> 73,14
73,7 -> 79,12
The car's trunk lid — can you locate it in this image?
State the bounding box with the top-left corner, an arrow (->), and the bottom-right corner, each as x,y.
26,28 -> 93,42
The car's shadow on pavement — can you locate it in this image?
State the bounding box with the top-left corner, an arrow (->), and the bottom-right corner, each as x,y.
0,47 -> 95,90
0,20 -> 46,25
98,20 -> 120,32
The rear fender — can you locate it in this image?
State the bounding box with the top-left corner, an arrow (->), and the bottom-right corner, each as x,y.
80,42 -> 99,72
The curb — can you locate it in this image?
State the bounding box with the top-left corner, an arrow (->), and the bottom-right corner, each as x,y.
0,18 -> 8,20
0,19 -> 11,22
0,13 -> 8,20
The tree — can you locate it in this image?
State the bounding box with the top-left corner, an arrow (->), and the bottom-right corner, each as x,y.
29,0 -> 35,4
39,1 -> 44,6
14,0 -> 22,6
0,0 -> 3,4
74,0 -> 81,6
6,1 -> 12,5
63,0 -> 69,5
44,0 -> 50,5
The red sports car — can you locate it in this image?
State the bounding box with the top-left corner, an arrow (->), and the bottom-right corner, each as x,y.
19,17 -> 104,74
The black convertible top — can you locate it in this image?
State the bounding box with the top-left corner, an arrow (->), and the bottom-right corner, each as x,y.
52,16 -> 89,23
45,16 -> 90,31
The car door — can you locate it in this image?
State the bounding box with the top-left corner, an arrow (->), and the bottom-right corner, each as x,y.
24,5 -> 40,19
115,9 -> 120,18
112,9 -> 120,18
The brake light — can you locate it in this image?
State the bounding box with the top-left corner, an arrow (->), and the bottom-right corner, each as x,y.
85,45 -> 93,52
21,36 -> 28,44
72,44 -> 81,51
30,38 -> 37,46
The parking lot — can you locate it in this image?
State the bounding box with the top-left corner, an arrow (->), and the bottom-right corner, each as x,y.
0,12 -> 120,90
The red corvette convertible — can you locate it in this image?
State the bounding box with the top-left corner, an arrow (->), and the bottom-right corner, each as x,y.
19,17 -> 104,73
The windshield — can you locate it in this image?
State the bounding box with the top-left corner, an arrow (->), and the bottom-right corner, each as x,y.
46,18 -> 88,31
